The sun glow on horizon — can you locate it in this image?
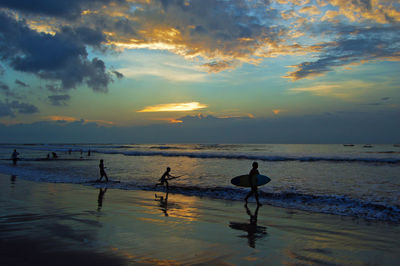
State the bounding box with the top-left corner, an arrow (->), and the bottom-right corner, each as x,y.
138,102 -> 208,112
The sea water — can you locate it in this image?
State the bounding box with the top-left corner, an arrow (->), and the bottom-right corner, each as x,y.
0,143 -> 399,222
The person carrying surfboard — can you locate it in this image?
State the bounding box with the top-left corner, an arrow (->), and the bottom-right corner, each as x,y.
245,162 -> 262,206
98,159 -> 109,182
155,167 -> 179,190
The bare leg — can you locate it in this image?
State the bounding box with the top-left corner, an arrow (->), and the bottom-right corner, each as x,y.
245,190 -> 254,205
255,190 -> 262,206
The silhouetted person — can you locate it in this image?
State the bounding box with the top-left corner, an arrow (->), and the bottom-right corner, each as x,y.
155,167 -> 179,191
229,205 -> 267,248
245,162 -> 262,206
98,159 -> 109,182
11,175 -> 16,184
11,149 -> 19,165
155,192 -> 169,216
46,153 -> 50,159
88,149 -> 91,156
97,188 -> 107,211
80,149 -> 83,159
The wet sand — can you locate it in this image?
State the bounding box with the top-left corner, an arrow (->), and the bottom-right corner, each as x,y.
1,174 -> 399,265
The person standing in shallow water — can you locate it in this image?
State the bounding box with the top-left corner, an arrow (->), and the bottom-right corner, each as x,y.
98,159 -> 109,182
11,149 -> 19,165
245,162 -> 262,206
155,167 -> 178,191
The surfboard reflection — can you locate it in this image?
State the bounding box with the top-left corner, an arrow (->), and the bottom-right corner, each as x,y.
229,205 -> 267,248
97,188 -> 107,212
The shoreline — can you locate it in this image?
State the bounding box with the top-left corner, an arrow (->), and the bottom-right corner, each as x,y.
1,173 -> 399,265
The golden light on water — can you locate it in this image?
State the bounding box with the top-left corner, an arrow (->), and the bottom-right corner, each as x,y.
138,102 -> 208,112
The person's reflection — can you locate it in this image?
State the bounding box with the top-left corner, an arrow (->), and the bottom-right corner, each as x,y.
97,188 -> 107,211
155,192 -> 169,216
229,205 -> 267,248
10,175 -> 16,185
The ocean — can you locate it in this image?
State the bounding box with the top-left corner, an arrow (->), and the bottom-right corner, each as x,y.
1,143 -> 399,222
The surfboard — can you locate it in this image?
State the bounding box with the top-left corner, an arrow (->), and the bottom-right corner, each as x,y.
231,174 -> 271,187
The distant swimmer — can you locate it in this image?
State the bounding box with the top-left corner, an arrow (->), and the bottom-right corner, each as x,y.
11,149 -> 19,165
155,167 -> 180,191
245,162 -> 262,206
98,159 -> 109,182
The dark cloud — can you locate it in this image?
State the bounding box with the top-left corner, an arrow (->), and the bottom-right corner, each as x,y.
9,100 -> 39,114
0,81 -> 15,97
286,25 -> 400,80
15,79 -> 29,87
0,110 -> 399,143
0,0 -> 126,19
0,100 -> 39,117
112,70 -> 124,79
0,101 -> 14,117
0,11 -> 114,92
48,94 -> 71,106
381,97 -> 390,101
81,0 -> 281,71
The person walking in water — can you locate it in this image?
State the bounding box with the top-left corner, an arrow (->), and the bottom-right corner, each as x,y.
155,167 -> 179,191
11,149 -> 19,165
98,159 -> 109,182
245,162 -> 262,206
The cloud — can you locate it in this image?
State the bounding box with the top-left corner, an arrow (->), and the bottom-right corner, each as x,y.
0,0 -> 125,19
1,0 -> 400,82
299,6 -> 321,16
288,80 -> 373,99
83,0 -> 284,72
138,102 -> 208,112
44,115 -> 114,126
45,115 -> 79,123
0,11 -> 116,92
48,94 -> 71,106
272,109 -> 286,115
15,79 -> 29,87
112,70 -> 124,79
0,81 -> 17,98
285,25 -> 400,80
9,101 -> 39,114
2,111 -> 399,143
0,100 -> 39,117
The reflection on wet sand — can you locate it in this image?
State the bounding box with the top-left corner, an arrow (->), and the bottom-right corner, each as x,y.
10,175 -> 16,185
97,188 -> 107,211
155,192 -> 169,216
229,205 -> 267,248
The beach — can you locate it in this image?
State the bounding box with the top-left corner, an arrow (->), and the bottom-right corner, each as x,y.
1,173 -> 399,265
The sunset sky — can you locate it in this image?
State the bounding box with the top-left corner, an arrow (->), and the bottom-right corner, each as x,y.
0,0 -> 399,143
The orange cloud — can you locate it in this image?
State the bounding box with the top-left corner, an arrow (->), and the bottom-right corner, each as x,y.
45,116 -> 78,122
272,109 -> 286,115
138,102 -> 208,112
44,116 -> 114,126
